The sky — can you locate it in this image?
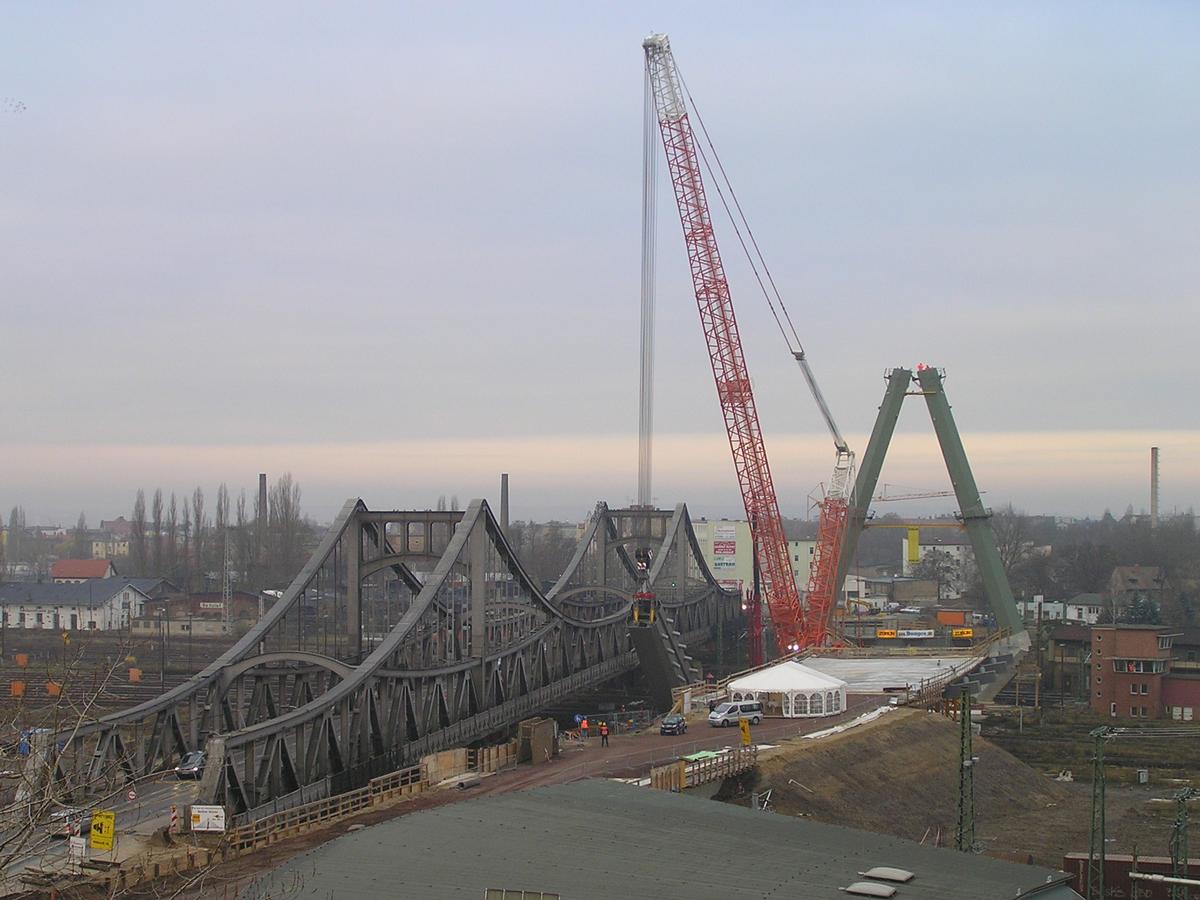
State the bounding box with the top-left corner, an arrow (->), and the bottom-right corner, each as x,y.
2,2 -> 1198,526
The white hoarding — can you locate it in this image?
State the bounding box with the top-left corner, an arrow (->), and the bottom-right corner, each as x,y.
190,805 -> 227,833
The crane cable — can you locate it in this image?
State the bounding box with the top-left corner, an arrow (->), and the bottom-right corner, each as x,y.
675,65 -> 807,360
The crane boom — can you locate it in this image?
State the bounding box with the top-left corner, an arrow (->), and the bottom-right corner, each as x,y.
644,34 -> 805,652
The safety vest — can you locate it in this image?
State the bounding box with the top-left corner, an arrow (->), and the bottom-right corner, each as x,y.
581,718 -> 589,730
600,723 -> 609,735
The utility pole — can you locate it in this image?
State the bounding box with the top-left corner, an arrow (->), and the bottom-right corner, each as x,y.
956,689 -> 976,852
1171,787 -> 1199,900
1088,727 -> 1109,900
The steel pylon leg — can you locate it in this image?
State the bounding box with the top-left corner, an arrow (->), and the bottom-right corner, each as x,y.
956,691 -> 975,852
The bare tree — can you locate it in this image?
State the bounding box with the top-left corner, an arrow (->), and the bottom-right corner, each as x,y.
7,506 -> 26,570
131,490 -> 147,576
166,493 -> 179,581
192,487 -> 206,587
911,549 -> 958,602
151,489 -> 164,575
180,495 -> 192,590
72,512 -> 89,559
268,473 -> 304,585
992,504 -> 1034,572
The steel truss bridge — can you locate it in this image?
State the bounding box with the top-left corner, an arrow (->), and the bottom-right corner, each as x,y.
46,500 -> 738,819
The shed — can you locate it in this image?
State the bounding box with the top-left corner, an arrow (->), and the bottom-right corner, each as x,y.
727,660 -> 848,718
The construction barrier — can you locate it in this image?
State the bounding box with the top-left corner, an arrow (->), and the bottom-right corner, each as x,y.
649,745 -> 758,792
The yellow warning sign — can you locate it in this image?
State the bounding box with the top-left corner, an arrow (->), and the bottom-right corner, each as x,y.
952,628 -> 974,639
89,810 -> 115,852
875,628 -> 897,639
738,717 -> 752,746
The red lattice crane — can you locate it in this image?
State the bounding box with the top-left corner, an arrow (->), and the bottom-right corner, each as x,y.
644,34 -> 805,654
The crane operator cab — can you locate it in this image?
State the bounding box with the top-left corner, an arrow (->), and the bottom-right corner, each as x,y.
631,548 -> 657,626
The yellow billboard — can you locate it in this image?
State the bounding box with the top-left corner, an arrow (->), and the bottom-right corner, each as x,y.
952,628 -> 974,639
875,629 -> 897,639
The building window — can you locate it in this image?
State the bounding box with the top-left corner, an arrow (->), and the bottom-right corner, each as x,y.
1131,707 -> 1139,718
1159,636 -> 1174,650
1142,706 -> 1149,717
1141,683 -> 1149,695
1130,684 -> 1139,695
1110,702 -> 1117,717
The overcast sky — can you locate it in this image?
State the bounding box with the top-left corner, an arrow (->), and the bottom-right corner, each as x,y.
2,2 -> 1197,526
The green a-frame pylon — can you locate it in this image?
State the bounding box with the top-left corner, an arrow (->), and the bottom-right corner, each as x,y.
834,366 -> 1027,643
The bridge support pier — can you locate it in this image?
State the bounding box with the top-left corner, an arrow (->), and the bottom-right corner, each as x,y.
347,519 -> 362,663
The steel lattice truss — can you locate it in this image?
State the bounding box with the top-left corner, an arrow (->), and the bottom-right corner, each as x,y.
42,499 -> 737,818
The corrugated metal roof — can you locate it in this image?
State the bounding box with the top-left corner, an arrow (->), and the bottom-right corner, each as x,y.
241,780 -> 1081,900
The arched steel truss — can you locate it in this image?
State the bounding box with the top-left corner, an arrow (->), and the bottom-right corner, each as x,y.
47,499 -> 737,818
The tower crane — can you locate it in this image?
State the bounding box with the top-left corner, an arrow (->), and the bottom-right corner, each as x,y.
643,34 -> 805,653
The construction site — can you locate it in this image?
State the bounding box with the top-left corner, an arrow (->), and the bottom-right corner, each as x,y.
3,21 -> 1196,900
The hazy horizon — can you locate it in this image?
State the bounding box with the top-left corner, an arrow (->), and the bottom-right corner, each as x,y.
3,3 -> 1197,527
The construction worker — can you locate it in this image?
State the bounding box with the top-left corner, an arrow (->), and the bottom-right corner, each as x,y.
599,721 -> 609,747
580,717 -> 589,741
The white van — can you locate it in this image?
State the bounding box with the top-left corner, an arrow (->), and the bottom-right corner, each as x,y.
708,700 -> 763,727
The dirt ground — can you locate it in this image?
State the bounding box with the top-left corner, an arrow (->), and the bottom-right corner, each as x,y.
718,707 -> 1188,868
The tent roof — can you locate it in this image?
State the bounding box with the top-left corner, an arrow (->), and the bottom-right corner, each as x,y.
728,660 -> 847,693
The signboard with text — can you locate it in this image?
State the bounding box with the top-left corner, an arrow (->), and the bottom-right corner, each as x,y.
875,629 -> 897,639
190,805 -> 227,833
897,629 -> 935,640
89,810 -> 115,851
951,628 -> 974,639
712,526 -> 738,569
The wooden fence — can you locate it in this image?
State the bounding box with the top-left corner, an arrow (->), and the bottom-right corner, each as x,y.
649,745 -> 758,792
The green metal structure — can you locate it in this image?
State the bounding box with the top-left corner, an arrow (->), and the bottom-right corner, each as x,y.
1170,787 -> 1198,900
1087,727 -> 1110,900
835,366 -> 1024,638
956,690 -> 976,852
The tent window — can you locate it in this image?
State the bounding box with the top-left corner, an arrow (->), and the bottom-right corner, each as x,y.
794,693 -> 808,715
811,692 -> 824,715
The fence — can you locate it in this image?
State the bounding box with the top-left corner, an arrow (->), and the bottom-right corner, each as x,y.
649,745 -> 758,792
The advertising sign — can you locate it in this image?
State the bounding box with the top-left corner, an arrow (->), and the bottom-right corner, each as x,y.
89,810 -> 115,851
951,628 -> 974,639
712,540 -> 737,555
712,524 -> 738,571
897,629 -> 935,640
199,601 -> 224,610
875,629 -> 897,639
190,805 -> 227,833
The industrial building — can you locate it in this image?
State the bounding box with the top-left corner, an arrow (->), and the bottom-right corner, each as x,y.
242,780 -> 1081,899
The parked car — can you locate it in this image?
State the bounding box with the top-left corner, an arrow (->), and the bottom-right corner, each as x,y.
708,700 -> 763,727
175,750 -> 206,779
46,807 -> 91,838
660,714 -> 688,736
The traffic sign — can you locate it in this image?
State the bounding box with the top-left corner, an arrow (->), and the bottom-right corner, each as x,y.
126,788 -> 137,802
89,809 -> 115,852
68,835 -> 88,864
738,717 -> 752,747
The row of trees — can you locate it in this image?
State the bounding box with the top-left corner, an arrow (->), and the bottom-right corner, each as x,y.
1,474 -> 315,593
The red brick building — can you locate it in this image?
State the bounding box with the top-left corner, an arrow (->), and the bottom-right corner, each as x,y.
1090,625 -> 1174,719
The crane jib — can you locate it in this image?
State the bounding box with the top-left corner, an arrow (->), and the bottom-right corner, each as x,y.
644,34 -> 806,653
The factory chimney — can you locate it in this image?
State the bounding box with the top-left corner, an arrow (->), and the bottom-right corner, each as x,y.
500,473 -> 510,537
1150,447 -> 1160,530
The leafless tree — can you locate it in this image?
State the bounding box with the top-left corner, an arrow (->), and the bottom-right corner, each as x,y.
7,506 -> 26,569
268,474 -> 304,586
911,549 -> 958,602
72,512 -> 88,559
992,504 -> 1034,572
191,487 -> 206,587
131,490 -> 147,576
151,489 -> 164,576
180,496 -> 192,590
166,493 -> 179,581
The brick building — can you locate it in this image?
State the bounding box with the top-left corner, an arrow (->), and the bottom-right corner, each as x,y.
1090,625 -> 1174,719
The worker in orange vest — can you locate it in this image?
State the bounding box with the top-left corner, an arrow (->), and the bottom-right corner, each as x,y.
599,721 -> 609,747
580,717 -> 589,741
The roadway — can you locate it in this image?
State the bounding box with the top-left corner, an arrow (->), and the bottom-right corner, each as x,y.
0,772 -> 200,896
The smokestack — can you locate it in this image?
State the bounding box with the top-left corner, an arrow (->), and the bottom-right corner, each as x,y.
258,473 -> 268,562
500,473 -> 509,536
1150,447 -> 1160,530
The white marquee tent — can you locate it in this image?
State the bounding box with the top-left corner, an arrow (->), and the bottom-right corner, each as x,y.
727,660 -> 848,718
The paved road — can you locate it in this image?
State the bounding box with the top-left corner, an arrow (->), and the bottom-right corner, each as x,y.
0,772 -> 200,896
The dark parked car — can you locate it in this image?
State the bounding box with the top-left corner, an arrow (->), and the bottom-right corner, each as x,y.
175,750 -> 206,779
660,714 -> 688,736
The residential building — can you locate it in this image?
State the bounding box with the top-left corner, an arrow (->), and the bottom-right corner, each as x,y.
50,558 -> 117,583
1065,594 -> 1104,625
0,580 -> 150,631
901,531 -> 975,600
1108,565 -> 1164,616
691,518 -> 817,596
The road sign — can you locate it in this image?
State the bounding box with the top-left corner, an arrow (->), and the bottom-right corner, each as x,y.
89,810 -> 115,852
190,805 -> 227,833
738,717 -> 751,747
68,835 -> 88,864
126,788 -> 137,802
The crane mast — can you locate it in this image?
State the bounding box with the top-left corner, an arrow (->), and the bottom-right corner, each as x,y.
644,34 -> 805,652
